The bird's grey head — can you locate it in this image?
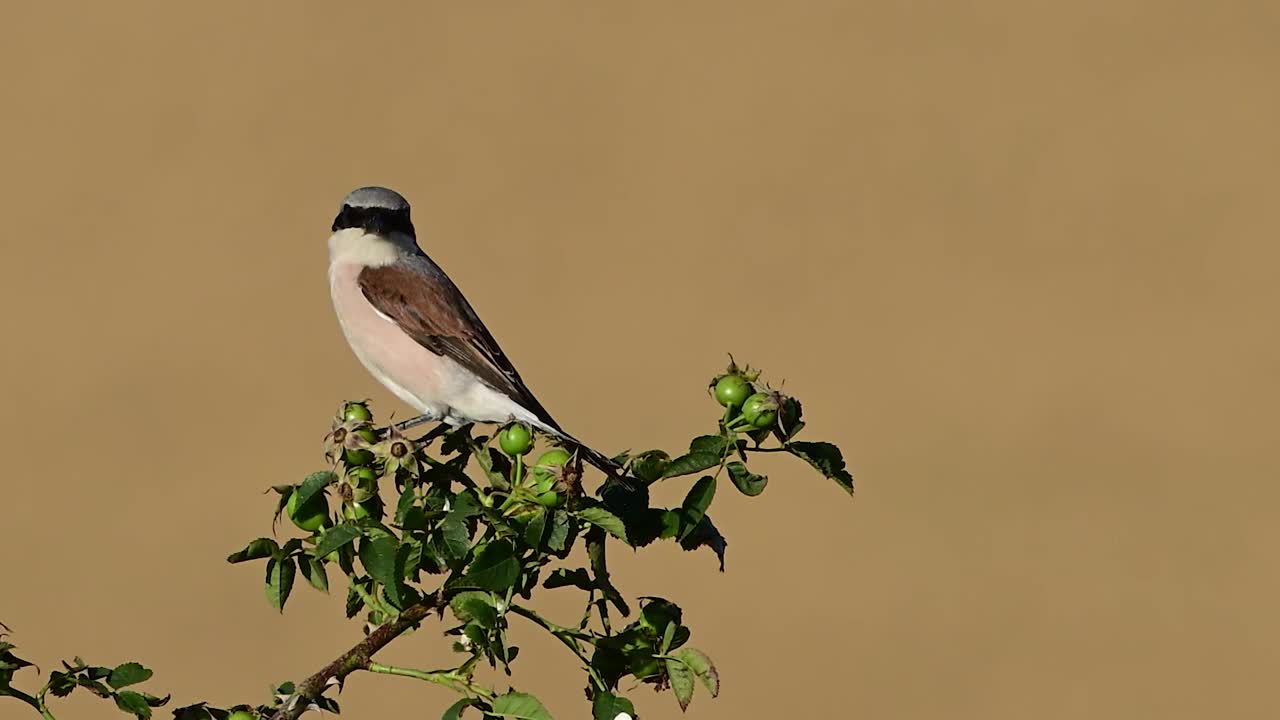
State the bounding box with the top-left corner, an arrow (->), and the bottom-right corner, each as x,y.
332,186 -> 415,238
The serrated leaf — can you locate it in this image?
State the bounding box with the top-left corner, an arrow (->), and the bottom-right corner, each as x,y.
688,435 -> 729,454
666,657 -> 695,711
676,647 -> 720,697
577,507 -> 629,544
450,591 -> 499,626
542,568 -> 593,591
775,395 -> 804,440
314,524 -> 362,558
490,691 -> 553,720
107,662 -> 152,689
726,461 -> 767,496
662,452 -> 720,479
435,514 -> 471,569
114,689 -> 153,719
592,691 -> 636,720
788,441 -> 854,495
679,476 -> 716,539
295,471 -> 337,507
226,538 -> 278,564
359,535 -> 400,589
522,507 -> 548,548
547,510 -> 572,553
679,514 -> 727,571
467,539 -> 520,593
442,697 -> 476,720
299,556 -> 329,593
265,556 -> 296,612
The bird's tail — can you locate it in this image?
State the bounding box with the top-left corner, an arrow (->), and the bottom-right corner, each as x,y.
539,425 -> 632,486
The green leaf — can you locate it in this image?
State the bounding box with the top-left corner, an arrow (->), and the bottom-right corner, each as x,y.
435,514 -> 471,569
442,697 -> 476,720
577,506 -> 629,544
450,591 -> 499,626
314,524 -> 362,558
679,476 -> 716,539
543,568 -> 593,591
788,441 -> 854,495
107,662 -> 152,689
726,461 -> 767,496
295,470 -> 337,507
587,528 -> 630,617
689,434 -> 729,454
592,691 -> 636,720
547,510 -> 572,553
114,689 -> 153,719
522,507 -> 548,548
226,537 -> 278,564
467,539 -> 520,593
676,647 -> 720,697
666,657 -> 696,711
359,535 -> 400,588
662,451 -> 720,479
299,556 -> 329,593
265,556 -> 296,612
490,691 -> 553,720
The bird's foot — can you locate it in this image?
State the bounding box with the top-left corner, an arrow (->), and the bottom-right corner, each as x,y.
394,412 -> 443,433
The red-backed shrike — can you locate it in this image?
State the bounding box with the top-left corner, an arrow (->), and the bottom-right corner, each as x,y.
327,186 -> 617,474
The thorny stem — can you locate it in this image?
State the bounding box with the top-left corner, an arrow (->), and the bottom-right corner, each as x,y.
265,592 -> 449,720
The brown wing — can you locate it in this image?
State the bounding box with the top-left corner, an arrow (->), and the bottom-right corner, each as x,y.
357,263 -> 563,431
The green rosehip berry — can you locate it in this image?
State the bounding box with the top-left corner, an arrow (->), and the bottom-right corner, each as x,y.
498,423 -> 534,456
286,489 -> 329,533
741,392 -> 778,429
713,374 -> 753,409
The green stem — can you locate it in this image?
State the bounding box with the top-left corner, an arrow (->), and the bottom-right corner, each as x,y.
367,662 -> 493,699
351,580 -> 397,619
509,605 -> 607,691
32,686 -> 56,720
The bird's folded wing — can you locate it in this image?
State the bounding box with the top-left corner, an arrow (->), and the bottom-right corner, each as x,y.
357,263 -> 561,430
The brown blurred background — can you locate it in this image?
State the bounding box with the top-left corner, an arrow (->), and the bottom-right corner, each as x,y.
3,1 -> 1279,718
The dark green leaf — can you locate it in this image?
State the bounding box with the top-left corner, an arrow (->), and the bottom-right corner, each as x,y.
788,441 -> 854,495
542,568 -> 593,591
679,476 -> 716,539
107,662 -> 152,689
689,434 -> 729,454
265,556 -> 296,612
295,471 -> 337,508
774,395 -> 804,440
442,697 -> 476,720
359,535 -> 400,588
676,647 -> 720,697
546,510 -> 573,554
435,514 -> 471,569
490,691 -> 552,720
467,540 -> 520,593
226,538 -> 278,564
450,491 -> 484,520
345,583 -> 365,618
299,556 -> 329,593
114,690 -> 153,719
577,506 -> 629,544
396,485 -> 428,531
314,524 -> 361,558
679,514 -> 727,571
726,461 -> 767,496
662,452 -> 720,479
666,657 -> 695,711
521,507 -> 548,548
592,691 -> 636,720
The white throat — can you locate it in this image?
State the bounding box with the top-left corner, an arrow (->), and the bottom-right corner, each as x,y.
328,228 -> 412,268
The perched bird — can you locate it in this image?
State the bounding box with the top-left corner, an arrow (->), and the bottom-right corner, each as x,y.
326,185 -> 619,475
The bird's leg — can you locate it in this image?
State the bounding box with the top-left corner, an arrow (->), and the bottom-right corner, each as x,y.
394,411 -> 443,433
